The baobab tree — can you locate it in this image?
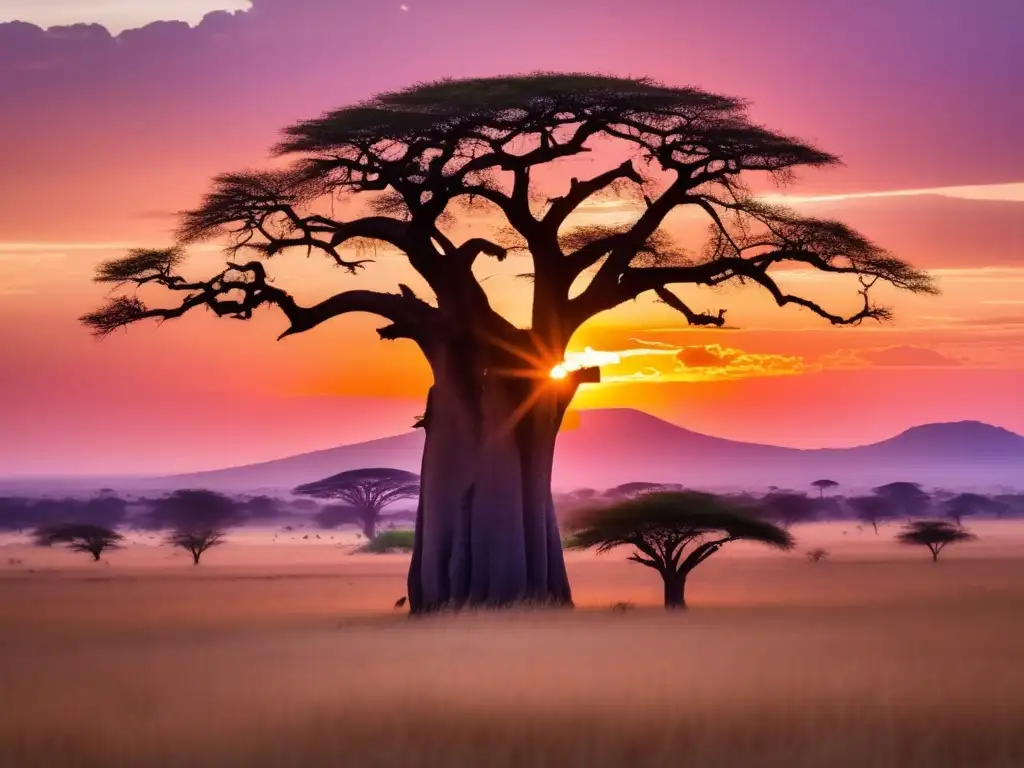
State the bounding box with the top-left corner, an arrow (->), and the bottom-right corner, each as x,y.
32,523 -> 124,562
811,479 -> 839,499
897,520 -> 975,563
567,491 -> 793,608
295,468 -> 419,540
81,74 -> 934,611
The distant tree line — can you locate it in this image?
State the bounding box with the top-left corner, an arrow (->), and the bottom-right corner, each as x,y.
1,466 -> 422,564
555,481 -> 1024,531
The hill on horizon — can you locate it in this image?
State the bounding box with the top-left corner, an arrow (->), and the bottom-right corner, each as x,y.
131,409 -> 1024,494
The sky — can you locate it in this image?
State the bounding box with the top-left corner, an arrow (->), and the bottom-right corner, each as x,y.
0,0 -> 1022,475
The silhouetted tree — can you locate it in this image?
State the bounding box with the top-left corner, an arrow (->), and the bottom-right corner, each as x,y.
81,74 -> 934,611
759,491 -> 819,529
847,494 -> 893,535
810,479 -> 839,499
0,497 -> 32,533
295,468 -> 418,540
994,494 -> 1024,519
943,492 -> 1002,527
32,523 -> 123,562
873,482 -> 931,522
167,528 -> 227,565
567,491 -> 793,608
140,490 -> 242,565
897,520 -> 975,562
139,489 -> 244,531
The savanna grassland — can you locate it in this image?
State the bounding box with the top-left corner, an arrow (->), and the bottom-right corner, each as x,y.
2,522 -> 1023,767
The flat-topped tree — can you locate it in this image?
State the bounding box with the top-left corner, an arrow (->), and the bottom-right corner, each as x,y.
295,468 -> 419,540
81,74 -> 935,612
32,523 -> 124,562
567,491 -> 793,608
811,479 -> 839,499
897,520 -> 975,562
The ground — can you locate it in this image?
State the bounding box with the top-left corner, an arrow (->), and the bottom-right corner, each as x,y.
1,522 -> 1023,767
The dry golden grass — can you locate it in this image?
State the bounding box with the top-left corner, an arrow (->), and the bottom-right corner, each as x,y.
1,523 -> 1023,767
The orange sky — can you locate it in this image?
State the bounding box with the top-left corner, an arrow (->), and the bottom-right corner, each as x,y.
1,0 -> 1022,474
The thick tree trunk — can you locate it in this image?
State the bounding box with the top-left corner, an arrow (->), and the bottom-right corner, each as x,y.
408,354 -> 574,612
662,571 -> 688,610
361,514 -> 376,542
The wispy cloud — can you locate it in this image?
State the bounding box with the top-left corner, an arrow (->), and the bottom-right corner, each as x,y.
761,182 -> 1024,206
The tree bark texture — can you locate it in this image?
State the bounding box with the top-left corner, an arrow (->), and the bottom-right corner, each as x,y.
407,345 -> 575,612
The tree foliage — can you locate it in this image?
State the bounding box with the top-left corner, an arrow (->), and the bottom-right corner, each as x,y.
758,491 -> 819,529
811,479 -> 839,498
566,491 -> 793,607
943,492 -> 1003,526
295,468 -> 419,540
847,494 -> 894,535
872,482 -> 932,521
358,529 -> 415,554
137,489 -> 246,531
32,523 -> 124,562
166,528 -> 227,565
82,73 -> 935,363
896,520 -> 975,562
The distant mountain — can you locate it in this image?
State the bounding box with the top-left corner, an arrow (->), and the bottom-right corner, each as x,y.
137,409 -> 1023,494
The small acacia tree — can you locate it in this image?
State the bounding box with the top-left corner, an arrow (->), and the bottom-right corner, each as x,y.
32,523 -> 124,562
81,74 -> 934,611
897,520 -> 975,562
141,489 -> 241,565
567,491 -> 793,609
295,468 -> 418,540
811,479 -> 839,499
167,529 -> 227,565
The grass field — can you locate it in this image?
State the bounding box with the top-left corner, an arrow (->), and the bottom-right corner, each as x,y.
2,522 -> 1023,767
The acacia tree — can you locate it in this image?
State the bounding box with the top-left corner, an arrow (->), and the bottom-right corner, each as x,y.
811,479 -> 839,499
567,491 -> 793,608
943,492 -> 1001,527
167,529 -> 227,565
847,494 -> 893,535
295,468 -> 419,540
81,74 -> 934,611
759,491 -> 819,529
32,523 -> 124,562
897,520 -> 975,562
873,482 -> 931,522
140,489 -> 241,565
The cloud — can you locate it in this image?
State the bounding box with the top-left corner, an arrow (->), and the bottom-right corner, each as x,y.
819,345 -> 965,370
562,342 -> 808,384
677,344 -> 742,368
760,182 -> 1024,206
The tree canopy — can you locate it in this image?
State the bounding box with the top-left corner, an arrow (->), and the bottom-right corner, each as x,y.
295,468 -> 419,540
32,523 -> 124,562
566,491 -> 793,607
83,73 -> 935,364
896,520 -> 975,562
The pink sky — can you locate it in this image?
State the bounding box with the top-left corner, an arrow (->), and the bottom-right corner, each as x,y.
0,0 -> 1022,475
